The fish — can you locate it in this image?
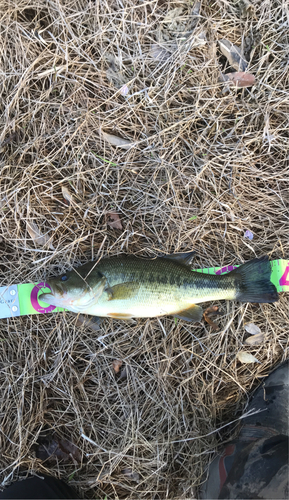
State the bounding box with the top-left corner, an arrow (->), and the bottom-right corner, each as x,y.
39,253 -> 278,323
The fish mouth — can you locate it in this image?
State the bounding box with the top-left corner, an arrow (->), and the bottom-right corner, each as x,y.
38,282 -> 63,307
38,292 -> 57,306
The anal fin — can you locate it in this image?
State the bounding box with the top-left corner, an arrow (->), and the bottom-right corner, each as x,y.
174,304 -> 203,323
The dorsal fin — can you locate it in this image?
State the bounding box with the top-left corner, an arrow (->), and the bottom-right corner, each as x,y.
162,251 -> 196,267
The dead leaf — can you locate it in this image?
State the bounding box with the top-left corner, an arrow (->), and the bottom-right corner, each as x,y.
120,84 -> 129,96
61,185 -> 74,206
0,133 -> 17,148
245,333 -> 265,346
163,8 -> 183,25
236,351 -> 260,364
107,212 -> 122,230
221,72 -> 255,88
36,435 -> 81,464
150,43 -> 172,62
241,0 -> 256,16
121,468 -> 140,482
160,7 -> 195,42
244,323 -> 261,335
119,368 -> 127,380
203,305 -> 220,331
191,1 -> 201,17
26,221 -> 54,249
101,130 -> 133,149
112,359 -> 123,373
218,39 -> 248,71
106,53 -> 126,88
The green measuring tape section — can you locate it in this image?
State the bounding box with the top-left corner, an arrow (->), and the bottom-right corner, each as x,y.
194,258 -> 288,294
0,259 -> 288,319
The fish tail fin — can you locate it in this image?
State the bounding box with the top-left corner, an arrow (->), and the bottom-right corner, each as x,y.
230,256 -> 278,303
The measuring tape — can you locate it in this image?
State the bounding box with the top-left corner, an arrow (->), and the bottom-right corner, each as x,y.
1,259 -> 288,320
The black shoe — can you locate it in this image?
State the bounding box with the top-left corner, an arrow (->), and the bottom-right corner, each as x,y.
201,360 -> 289,499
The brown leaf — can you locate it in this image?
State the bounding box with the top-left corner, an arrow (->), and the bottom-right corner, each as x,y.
221,72 -> 255,88
101,130 -> 133,149
245,332 -> 265,346
36,435 -> 81,464
61,185 -> 74,206
112,359 -> 123,373
107,212 -> 122,230
26,221 -> 54,249
218,39 -> 248,71
203,305 -> 220,331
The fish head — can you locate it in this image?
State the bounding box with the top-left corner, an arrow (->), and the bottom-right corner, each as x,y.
39,267 -> 107,312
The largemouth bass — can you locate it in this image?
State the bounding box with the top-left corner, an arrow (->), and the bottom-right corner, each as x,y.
39,253 -> 278,323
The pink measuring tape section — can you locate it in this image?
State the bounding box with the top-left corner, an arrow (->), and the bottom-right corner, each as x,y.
215,266 -> 237,275
30,282 -> 56,313
279,264 -> 289,286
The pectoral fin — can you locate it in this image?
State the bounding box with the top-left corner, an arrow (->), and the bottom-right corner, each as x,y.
174,304 -> 203,323
108,282 -> 139,301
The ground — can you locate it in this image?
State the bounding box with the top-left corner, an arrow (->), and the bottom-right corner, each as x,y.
0,0 -> 288,498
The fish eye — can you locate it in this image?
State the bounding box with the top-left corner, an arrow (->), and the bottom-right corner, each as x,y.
61,274 -> 68,281
97,271 -> 104,279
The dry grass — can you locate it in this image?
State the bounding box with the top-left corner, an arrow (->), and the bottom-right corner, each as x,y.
0,0 -> 288,498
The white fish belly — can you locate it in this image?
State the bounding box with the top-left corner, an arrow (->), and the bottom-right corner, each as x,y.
84,298 -> 181,318
83,285 -> 236,318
